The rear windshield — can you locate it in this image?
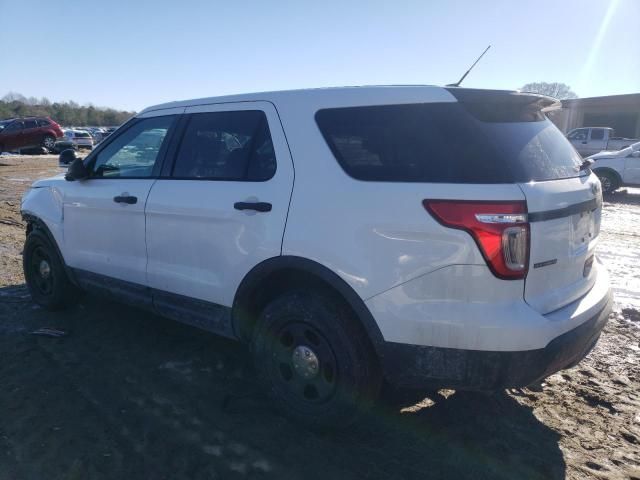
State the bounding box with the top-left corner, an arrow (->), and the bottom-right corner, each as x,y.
75,131 -> 91,138
315,102 -> 583,183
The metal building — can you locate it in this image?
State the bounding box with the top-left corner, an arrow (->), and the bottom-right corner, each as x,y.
548,93 -> 640,138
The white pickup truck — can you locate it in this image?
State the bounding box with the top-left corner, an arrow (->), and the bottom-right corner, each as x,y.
567,127 -> 638,157
588,141 -> 640,193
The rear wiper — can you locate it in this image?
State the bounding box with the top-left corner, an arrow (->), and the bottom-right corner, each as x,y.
579,159 -> 594,171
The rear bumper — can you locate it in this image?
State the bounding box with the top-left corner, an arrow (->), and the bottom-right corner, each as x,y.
374,262 -> 613,390
380,291 -> 612,390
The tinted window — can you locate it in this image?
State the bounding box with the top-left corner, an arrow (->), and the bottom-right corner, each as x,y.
24,120 -> 38,129
172,110 -> 276,181
37,119 -> 51,127
90,116 -> 174,178
316,103 -> 583,183
3,121 -> 23,132
75,131 -> 91,138
590,129 -> 605,140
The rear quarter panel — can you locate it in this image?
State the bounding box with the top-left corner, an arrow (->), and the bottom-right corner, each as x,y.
274,89 -> 526,300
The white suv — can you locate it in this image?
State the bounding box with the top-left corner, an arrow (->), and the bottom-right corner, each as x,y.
21,86 -> 613,427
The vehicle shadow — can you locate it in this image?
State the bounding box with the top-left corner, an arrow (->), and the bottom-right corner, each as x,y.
0,286 -> 565,480
603,188 -> 640,206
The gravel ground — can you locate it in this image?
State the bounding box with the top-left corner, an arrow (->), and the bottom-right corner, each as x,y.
0,155 -> 639,480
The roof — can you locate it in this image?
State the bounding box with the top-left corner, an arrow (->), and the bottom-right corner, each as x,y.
140,85 -> 443,113
139,85 -> 559,115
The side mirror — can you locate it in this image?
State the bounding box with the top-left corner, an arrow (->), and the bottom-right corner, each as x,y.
65,157 -> 89,182
59,148 -> 77,166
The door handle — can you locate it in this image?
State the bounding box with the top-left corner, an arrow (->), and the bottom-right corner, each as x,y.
113,195 -> 138,204
234,201 -> 272,212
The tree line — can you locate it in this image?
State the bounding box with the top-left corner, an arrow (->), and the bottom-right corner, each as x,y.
0,92 -> 135,127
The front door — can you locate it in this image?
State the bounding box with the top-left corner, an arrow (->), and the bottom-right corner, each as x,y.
2,120 -> 25,150
62,111 -> 180,296
145,102 -> 294,314
623,151 -> 640,185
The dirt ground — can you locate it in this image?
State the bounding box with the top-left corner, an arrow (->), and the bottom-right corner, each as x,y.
0,155 -> 639,480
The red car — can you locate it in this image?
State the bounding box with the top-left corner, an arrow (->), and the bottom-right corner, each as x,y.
0,117 -> 64,153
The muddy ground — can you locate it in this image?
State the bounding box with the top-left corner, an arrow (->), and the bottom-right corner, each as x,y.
0,155 -> 638,480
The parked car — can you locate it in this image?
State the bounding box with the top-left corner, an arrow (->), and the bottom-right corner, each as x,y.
63,129 -> 94,150
21,86 -> 612,428
588,141 -> 640,193
52,139 -> 78,156
0,117 -> 64,152
567,127 -> 638,157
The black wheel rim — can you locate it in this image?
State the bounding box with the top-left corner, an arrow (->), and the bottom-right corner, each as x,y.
600,176 -> 612,192
269,322 -> 338,404
29,246 -> 54,296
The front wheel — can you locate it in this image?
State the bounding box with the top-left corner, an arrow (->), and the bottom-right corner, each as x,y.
23,230 -> 79,310
251,290 -> 381,429
596,171 -> 620,194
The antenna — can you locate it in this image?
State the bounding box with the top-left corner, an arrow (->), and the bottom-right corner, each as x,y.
447,45 -> 491,87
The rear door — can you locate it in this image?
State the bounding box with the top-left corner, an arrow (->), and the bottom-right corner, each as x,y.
586,128 -> 607,155
145,101 -> 294,311
23,119 -> 39,147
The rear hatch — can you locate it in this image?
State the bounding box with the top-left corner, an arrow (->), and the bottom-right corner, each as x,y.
520,177 -> 601,313
448,88 -> 602,314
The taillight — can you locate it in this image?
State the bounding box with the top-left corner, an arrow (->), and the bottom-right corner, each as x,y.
423,200 -> 529,280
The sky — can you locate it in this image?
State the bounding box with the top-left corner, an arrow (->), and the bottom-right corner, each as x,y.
1,0 -> 638,112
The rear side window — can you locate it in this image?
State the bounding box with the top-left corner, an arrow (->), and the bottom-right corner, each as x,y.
590,129 -> 605,140
316,103 -> 583,183
24,120 -> 38,129
172,110 -> 276,181
37,119 -> 51,127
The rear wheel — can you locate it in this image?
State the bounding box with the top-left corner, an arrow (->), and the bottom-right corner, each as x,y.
42,135 -> 56,150
595,170 -> 620,194
251,290 -> 381,429
23,230 -> 79,310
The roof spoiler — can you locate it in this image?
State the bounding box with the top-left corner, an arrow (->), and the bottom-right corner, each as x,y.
446,87 -> 562,121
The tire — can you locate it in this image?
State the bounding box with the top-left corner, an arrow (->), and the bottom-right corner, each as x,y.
42,135 -> 56,150
23,230 -> 79,311
251,290 -> 381,429
596,170 -> 620,194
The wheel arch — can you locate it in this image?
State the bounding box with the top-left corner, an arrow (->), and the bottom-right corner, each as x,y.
232,256 -> 385,354
23,213 -> 79,286
593,167 -> 622,185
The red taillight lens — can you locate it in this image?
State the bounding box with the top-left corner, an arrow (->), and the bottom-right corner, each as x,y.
423,200 -> 529,280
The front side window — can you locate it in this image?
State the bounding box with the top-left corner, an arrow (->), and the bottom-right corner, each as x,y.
171,110 -> 276,181
3,121 -> 24,133
568,129 -> 588,140
90,116 -> 174,178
